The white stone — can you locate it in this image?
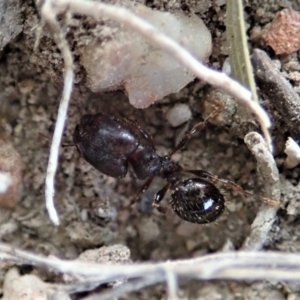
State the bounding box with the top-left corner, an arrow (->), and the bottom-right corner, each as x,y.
82,3 -> 212,108
166,103 -> 192,127
0,172 -> 12,194
284,137 -> 300,168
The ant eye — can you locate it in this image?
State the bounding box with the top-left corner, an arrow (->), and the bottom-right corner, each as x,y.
170,178 -> 225,224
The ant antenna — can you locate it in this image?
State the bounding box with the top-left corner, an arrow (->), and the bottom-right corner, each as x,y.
39,131 -> 75,148
61,142 -> 75,148
168,100 -> 224,158
182,168 -> 281,207
74,98 -> 83,117
38,132 -> 50,141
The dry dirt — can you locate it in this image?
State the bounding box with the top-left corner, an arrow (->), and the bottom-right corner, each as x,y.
0,0 -> 300,299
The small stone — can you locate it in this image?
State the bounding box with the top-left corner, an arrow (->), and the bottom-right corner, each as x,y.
176,221 -> 198,237
289,71 -> 300,82
138,218 -> 160,243
222,57 -> 231,75
262,8 -> 300,55
165,103 -> 192,127
186,239 -> 198,251
82,3 -> 212,108
2,268 -> 66,300
78,244 -> 131,264
284,137 -> 300,169
203,89 -> 237,126
63,245 -> 131,285
0,139 -> 22,209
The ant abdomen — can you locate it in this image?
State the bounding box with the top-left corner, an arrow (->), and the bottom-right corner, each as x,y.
170,178 -> 225,224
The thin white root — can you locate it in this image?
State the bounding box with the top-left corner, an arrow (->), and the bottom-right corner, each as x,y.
42,0 -> 74,225
42,0 -> 272,224
45,69 -> 74,225
284,137 -> 300,169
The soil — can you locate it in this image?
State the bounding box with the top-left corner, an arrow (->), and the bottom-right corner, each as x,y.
0,0 -> 300,299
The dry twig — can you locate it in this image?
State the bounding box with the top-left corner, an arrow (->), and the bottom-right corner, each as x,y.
3,243 -> 300,288
242,132 -> 280,250
252,49 -> 300,140
83,276 -> 162,300
166,270 -> 178,300
41,0 -> 273,225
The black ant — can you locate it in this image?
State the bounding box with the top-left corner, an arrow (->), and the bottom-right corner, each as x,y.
72,106 -> 279,224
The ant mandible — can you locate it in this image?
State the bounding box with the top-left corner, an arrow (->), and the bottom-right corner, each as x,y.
72,105 -> 279,224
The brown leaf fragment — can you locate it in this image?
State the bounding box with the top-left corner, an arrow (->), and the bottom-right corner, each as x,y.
262,8 -> 300,55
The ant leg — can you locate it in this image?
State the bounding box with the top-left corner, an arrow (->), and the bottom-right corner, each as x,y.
123,117 -> 156,150
127,176 -> 154,208
40,132 -> 74,148
183,168 -> 280,207
152,183 -> 171,214
38,132 -> 50,141
73,97 -> 84,117
61,143 -> 75,148
168,101 -> 224,158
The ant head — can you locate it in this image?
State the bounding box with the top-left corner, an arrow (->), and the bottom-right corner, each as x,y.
169,178 -> 225,224
73,114 -> 101,143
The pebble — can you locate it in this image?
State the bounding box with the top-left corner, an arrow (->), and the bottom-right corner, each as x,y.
166,103 -> 192,127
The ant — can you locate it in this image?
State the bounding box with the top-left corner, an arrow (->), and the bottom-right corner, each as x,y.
72,105 -> 279,224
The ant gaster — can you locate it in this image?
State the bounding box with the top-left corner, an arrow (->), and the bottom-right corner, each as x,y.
73,107 -> 279,224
